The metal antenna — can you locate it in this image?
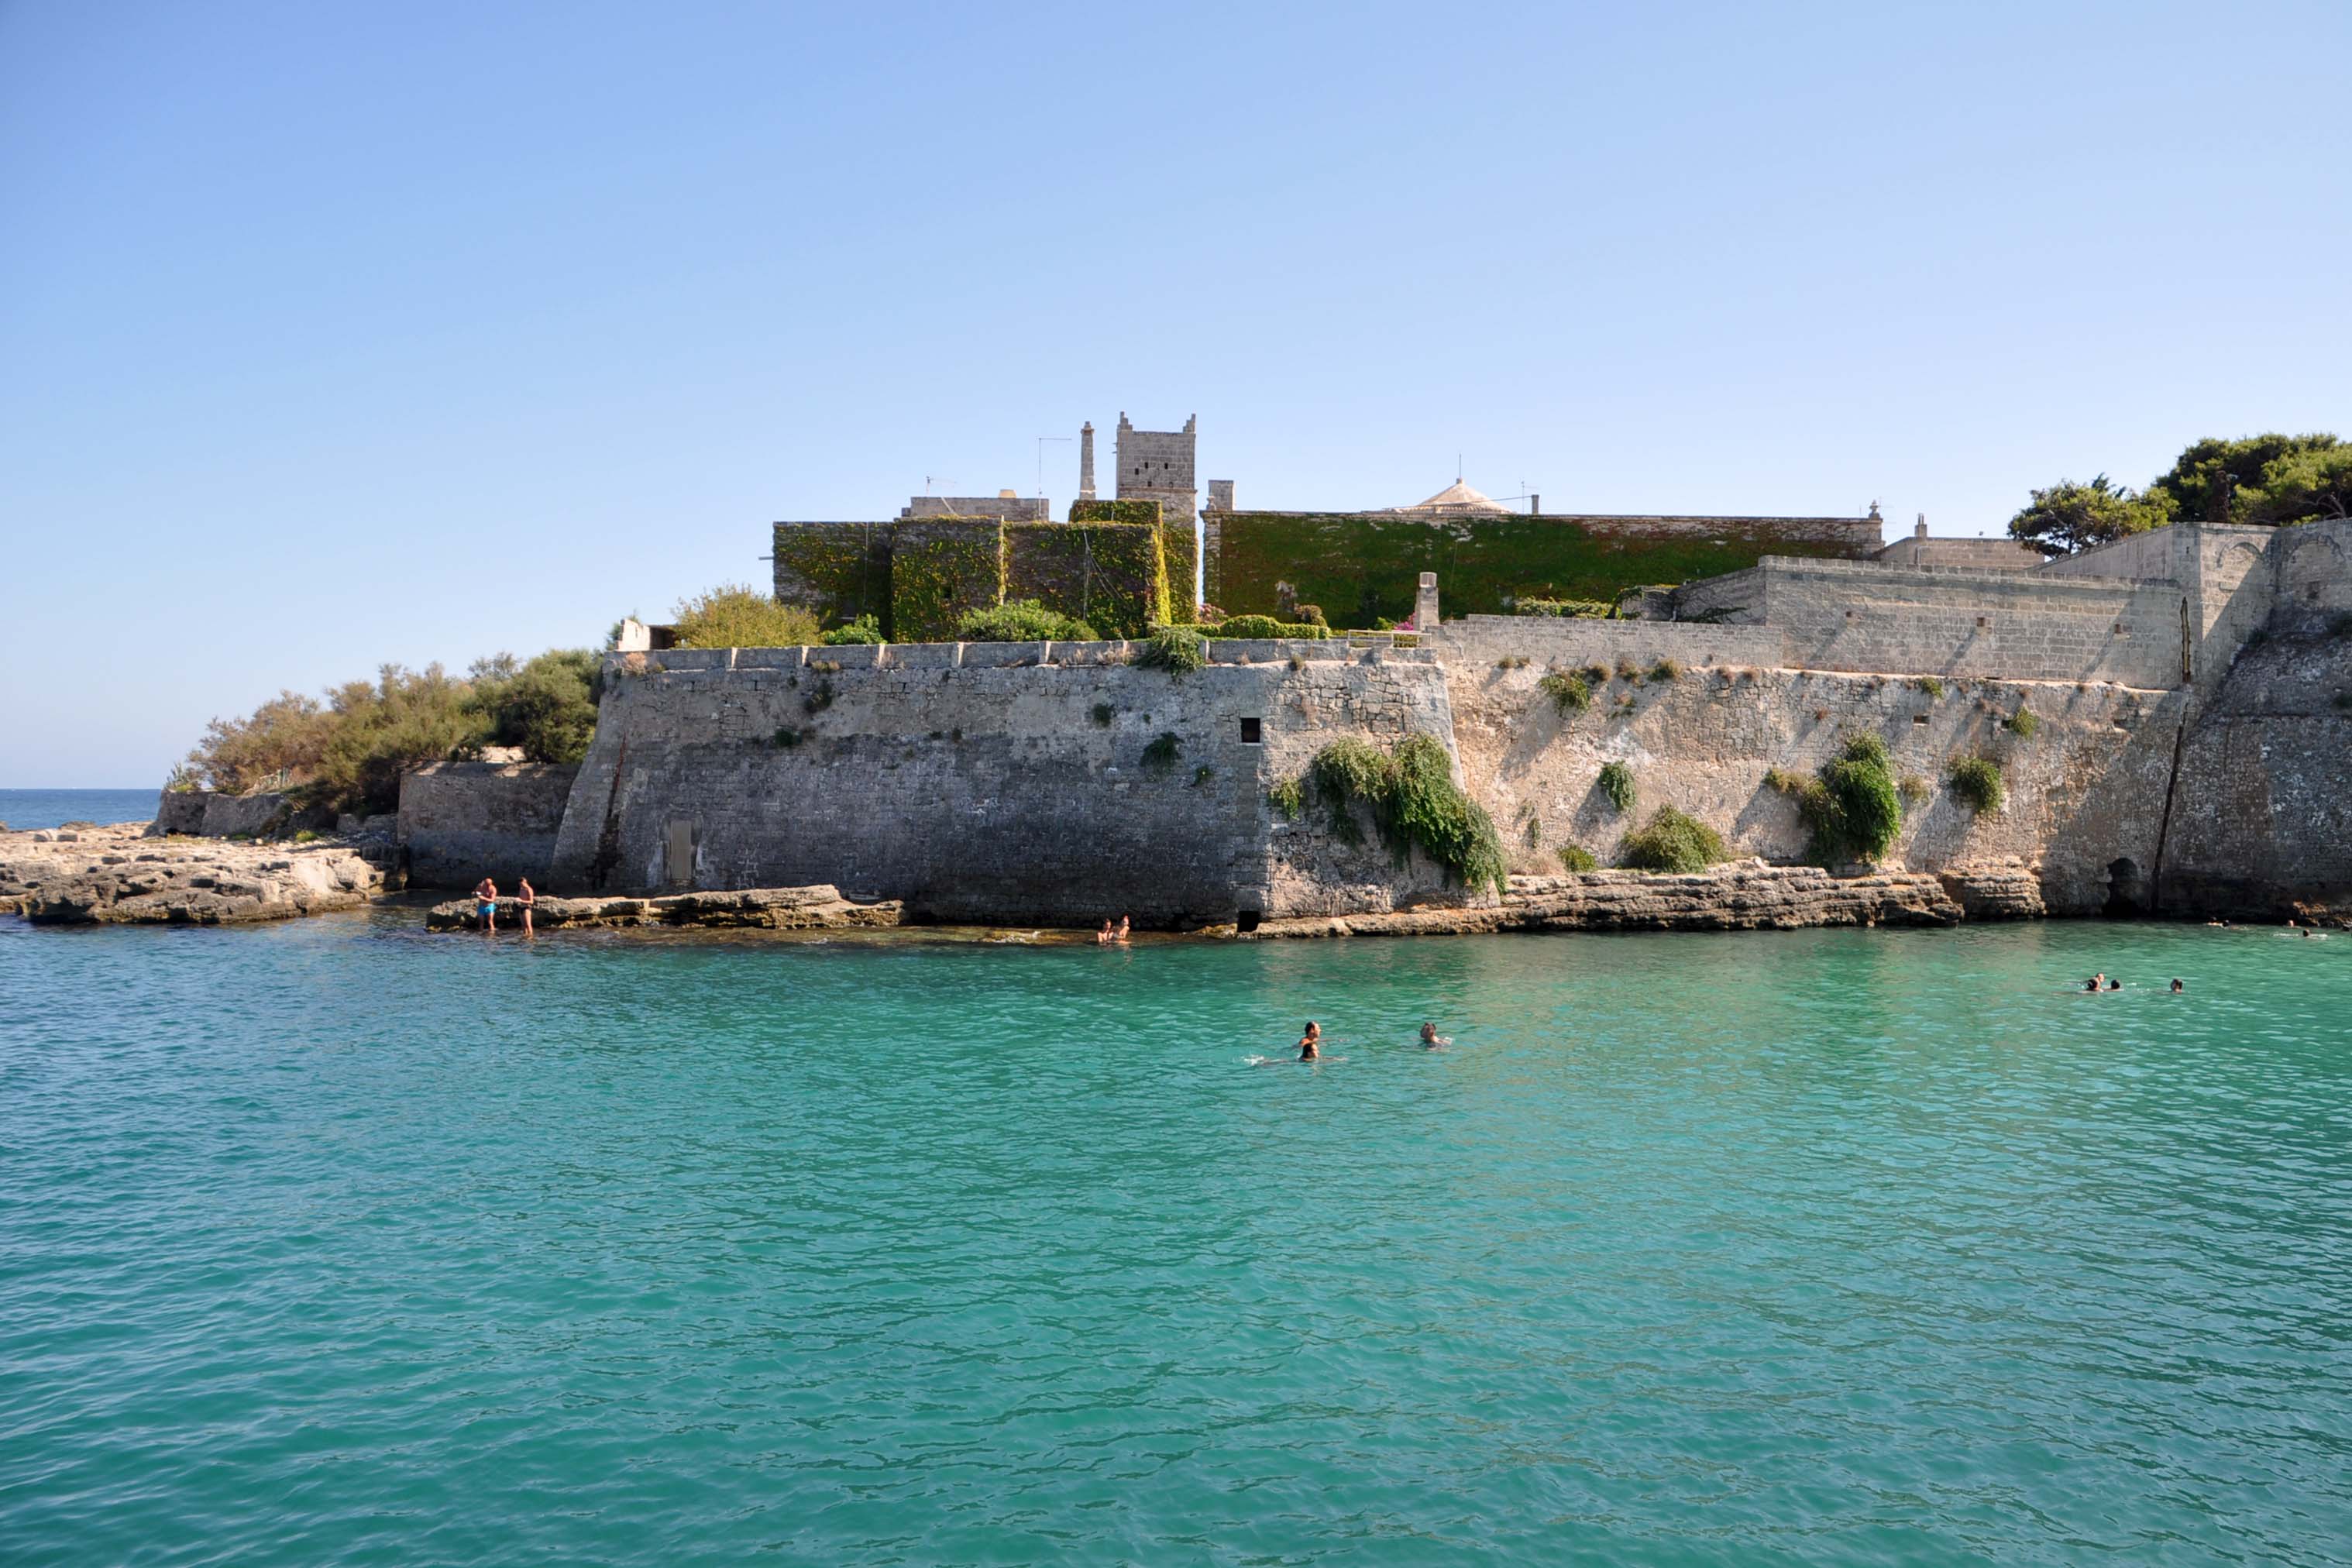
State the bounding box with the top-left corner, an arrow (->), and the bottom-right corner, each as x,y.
1036,435 -> 1071,499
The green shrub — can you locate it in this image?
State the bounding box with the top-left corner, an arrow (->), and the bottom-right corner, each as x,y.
2006,706 -> 2040,739
1648,658 -> 1682,683
293,829 -> 320,843
1305,734 -> 1506,895
1913,676 -> 1945,700
1141,732 -> 1181,769
1783,733 -> 1905,865
802,679 -> 836,716
1516,597 -> 1615,619
772,725 -> 805,748
1763,766 -> 1808,794
1557,843 -> 1598,873
1597,761 -> 1637,813
1538,670 -> 1592,714
672,583 -> 821,649
958,598 -> 1098,643
1618,806 -> 1727,872
1949,754 -> 2006,813
1268,777 -> 1305,820
822,614 -> 885,645
1899,774 -> 1932,804
1091,702 -> 1115,727
1192,765 -> 1216,786
1294,603 -> 1329,629
1614,656 -> 1638,680
1215,614 -> 1285,639
1136,625 -> 1208,676
1583,662 -> 1612,686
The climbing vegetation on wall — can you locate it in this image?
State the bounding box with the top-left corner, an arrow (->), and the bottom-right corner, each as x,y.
1210,513 -> 1871,630
1305,734 -> 1507,896
1771,733 -> 1904,865
772,524 -> 891,631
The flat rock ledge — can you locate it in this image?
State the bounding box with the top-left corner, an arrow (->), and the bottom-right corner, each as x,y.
1252,861 -> 2010,940
425,885 -> 903,932
2,823 -> 386,925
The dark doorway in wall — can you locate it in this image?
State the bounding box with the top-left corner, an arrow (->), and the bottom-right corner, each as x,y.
2103,857 -> 2146,916
1236,909 -> 1262,933
1240,717 -> 1262,744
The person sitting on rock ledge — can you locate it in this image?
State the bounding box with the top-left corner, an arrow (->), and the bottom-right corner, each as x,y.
474,876 -> 499,932
1096,919 -> 1115,946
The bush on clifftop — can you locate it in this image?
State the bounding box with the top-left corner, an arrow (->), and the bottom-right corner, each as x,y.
178,646 -> 606,816
822,614 -> 885,645
958,599 -> 1098,642
1136,625 -> 1208,675
671,584 -> 821,649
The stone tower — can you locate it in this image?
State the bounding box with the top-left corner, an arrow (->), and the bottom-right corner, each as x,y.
1116,412 -> 1196,537
1078,422 -> 1096,502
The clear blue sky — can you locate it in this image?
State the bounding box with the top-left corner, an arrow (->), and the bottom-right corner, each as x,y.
5,1 -> 2347,786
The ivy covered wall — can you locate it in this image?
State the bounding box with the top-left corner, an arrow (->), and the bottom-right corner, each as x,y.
1209,512 -> 1879,628
772,522 -> 892,629
1003,522 -> 1170,638
775,514 -> 1179,641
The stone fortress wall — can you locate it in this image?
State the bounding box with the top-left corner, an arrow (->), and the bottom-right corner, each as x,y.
413,517 -> 2352,925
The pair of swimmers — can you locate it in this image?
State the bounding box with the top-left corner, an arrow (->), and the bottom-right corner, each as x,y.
1295,1020 -> 1450,1060
2082,975 -> 2188,993
1095,916 -> 1131,946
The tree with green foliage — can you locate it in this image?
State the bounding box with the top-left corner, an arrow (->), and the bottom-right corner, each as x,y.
670,583 -> 822,648
2144,433 -> 2347,524
473,649 -> 602,764
2006,475 -> 2173,557
823,614 -> 885,645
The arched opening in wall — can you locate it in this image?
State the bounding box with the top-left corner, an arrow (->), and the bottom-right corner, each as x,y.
2103,857 -> 2147,917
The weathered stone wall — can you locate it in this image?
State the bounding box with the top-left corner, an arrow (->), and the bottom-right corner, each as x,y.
899,496 -> 1048,520
397,762 -> 580,889
1432,614 -> 1784,672
1439,655 -> 2184,916
148,789 -> 314,839
1874,535 -> 2044,570
2268,520 -> 2352,635
1733,558 -> 2187,686
547,641 -> 1460,924
2158,630 -> 2352,917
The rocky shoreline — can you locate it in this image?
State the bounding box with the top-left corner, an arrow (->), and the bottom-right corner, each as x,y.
1252,859 -> 2043,940
0,822 -> 2171,940
424,885 -> 902,932
0,822 -> 391,925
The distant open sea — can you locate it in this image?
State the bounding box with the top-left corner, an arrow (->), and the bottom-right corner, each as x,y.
0,788 -> 160,832
2,910 -> 2348,1565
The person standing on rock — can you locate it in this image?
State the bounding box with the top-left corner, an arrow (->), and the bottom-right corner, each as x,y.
517,877 -> 536,937
474,875 -> 499,933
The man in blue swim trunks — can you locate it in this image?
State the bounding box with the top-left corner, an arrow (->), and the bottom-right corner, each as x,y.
474,875 -> 499,932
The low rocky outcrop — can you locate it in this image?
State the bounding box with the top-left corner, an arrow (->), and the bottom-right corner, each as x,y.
425,885 -> 903,932
2,823 -> 387,924
1251,861 -> 1975,939
1936,859 -> 2048,920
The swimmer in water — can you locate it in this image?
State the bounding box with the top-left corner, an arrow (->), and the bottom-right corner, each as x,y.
2171,978 -> 2185,992
1298,1021 -> 1322,1061
1095,919 -> 1114,946
2084,975 -> 2102,992
1116,915 -> 1131,944
1418,1022 -> 1452,1050
2106,978 -> 2122,991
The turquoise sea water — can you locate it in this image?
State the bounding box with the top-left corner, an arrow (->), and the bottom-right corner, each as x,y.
3,911 -> 2348,1566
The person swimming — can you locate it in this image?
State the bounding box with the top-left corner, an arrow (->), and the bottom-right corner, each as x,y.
1096,919 -> 1114,946
2170,978 -> 2185,992
1418,1022 -> 1452,1050
1298,1021 -> 1322,1061
2106,978 -> 2122,991
2085,975 -> 2102,992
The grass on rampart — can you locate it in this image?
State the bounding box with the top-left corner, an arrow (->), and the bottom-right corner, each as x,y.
1949,754 -> 2006,813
